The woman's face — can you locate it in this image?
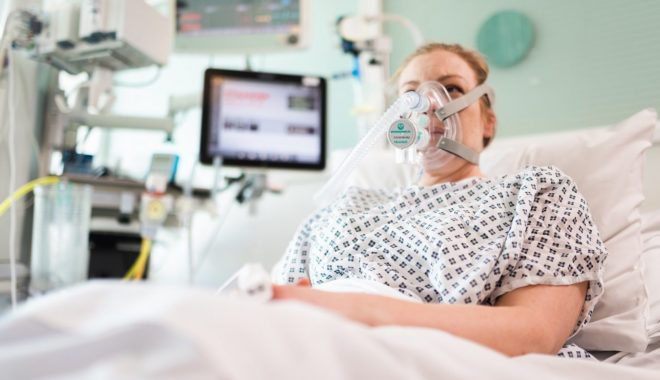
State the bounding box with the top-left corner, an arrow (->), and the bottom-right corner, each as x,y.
397,50 -> 495,179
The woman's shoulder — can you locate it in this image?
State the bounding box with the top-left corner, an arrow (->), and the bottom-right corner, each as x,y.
491,165 -> 590,208
499,165 -> 576,186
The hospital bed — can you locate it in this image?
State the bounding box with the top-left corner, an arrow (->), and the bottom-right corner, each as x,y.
1,109 -> 659,379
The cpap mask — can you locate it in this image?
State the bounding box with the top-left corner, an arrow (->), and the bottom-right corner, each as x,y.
314,81 -> 494,205
387,81 -> 494,170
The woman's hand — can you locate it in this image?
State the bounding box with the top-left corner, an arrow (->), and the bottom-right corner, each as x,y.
271,279 -> 369,324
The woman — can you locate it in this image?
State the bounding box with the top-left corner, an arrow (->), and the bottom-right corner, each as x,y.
272,43 -> 606,359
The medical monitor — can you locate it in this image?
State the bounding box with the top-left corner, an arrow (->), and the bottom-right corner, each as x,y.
200,68 -> 326,170
175,0 -> 309,53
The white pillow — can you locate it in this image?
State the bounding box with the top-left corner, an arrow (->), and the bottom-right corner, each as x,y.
480,109 -> 657,352
641,210 -> 660,343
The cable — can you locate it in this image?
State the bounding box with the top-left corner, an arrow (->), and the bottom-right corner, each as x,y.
367,14 -> 425,47
7,50 -> 17,309
0,176 -> 60,218
193,190 -> 237,277
184,163 -> 196,284
0,175 -> 61,307
133,239 -> 152,280
123,238 -> 152,281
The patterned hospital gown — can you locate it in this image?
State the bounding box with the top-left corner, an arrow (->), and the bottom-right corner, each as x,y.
275,166 -> 607,359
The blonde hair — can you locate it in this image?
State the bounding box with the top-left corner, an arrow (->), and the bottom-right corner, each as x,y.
392,43 -> 495,147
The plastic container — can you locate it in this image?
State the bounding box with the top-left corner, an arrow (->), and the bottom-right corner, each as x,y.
30,183 -> 93,293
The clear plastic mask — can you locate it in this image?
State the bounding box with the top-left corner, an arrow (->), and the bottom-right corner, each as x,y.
314,82 -> 493,205
387,81 -> 494,171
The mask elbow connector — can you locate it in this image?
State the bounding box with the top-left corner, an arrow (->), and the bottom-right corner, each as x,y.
406,92 -> 430,113
399,91 -> 423,112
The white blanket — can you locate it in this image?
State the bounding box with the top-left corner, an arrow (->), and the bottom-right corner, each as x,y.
0,281 -> 657,380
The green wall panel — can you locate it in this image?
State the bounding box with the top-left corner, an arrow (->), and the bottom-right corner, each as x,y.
384,0 -> 660,138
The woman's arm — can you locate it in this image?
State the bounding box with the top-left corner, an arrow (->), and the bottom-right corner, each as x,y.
272,281 -> 587,357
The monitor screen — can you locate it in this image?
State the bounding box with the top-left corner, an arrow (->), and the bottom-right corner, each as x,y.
175,0 -> 309,53
200,69 -> 326,170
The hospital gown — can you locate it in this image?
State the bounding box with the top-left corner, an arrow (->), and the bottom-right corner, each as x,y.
275,166 -> 607,359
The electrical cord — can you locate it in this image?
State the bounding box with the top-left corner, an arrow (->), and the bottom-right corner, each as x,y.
0,176 -> 60,217
192,185 -> 239,279
0,175 -> 60,309
368,14 -> 425,47
7,50 -> 17,308
123,238 -> 152,281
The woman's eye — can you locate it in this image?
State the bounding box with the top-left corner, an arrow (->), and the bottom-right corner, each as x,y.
445,85 -> 464,95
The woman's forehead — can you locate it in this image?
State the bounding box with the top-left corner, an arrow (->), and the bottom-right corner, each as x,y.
398,50 -> 477,87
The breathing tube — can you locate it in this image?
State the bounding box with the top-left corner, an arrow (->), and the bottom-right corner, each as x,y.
313,91 -> 422,205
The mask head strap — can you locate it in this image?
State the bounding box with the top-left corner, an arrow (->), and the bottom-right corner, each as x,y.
434,84 -> 494,121
437,138 -> 480,165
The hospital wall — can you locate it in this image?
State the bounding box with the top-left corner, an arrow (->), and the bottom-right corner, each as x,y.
384,0 -> 660,136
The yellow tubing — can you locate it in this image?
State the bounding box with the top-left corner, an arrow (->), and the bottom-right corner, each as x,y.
1,176 -> 155,282
124,238 -> 152,280
0,176 -> 60,217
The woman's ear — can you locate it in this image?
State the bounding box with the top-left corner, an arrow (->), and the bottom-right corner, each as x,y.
483,107 -> 496,141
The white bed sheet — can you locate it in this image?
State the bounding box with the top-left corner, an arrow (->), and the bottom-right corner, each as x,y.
600,341 -> 660,370
1,281 -> 658,380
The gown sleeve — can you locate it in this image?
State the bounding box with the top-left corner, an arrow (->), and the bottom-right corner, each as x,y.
272,213 -> 318,284
488,166 -> 607,336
